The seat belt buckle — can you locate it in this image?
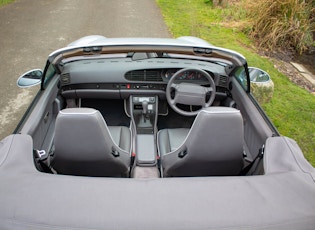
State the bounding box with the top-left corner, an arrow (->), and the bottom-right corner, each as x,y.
258,144 -> 265,158
130,152 -> 136,166
156,155 -> 161,167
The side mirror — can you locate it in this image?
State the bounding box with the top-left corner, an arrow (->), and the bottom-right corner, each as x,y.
17,69 -> 42,88
249,67 -> 274,104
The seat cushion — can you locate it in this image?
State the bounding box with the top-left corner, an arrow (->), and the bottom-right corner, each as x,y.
157,128 -> 189,156
108,126 -> 131,152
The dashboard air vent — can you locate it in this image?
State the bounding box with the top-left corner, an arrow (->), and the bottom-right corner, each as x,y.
60,73 -> 71,85
218,75 -> 228,87
125,70 -> 162,82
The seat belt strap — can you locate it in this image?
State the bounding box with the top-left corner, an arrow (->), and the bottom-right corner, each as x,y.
128,152 -> 136,177
240,145 -> 264,176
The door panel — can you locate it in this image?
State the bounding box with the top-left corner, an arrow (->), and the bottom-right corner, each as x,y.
230,78 -> 275,159
18,77 -> 61,151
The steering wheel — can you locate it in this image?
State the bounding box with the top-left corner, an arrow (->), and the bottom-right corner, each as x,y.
166,68 -> 216,116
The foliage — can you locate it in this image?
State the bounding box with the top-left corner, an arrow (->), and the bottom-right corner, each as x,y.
156,0 -> 315,165
251,81 -> 274,104
204,0 -> 228,7
244,0 -> 314,54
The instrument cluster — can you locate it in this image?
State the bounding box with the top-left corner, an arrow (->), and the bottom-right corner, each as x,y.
161,69 -> 210,83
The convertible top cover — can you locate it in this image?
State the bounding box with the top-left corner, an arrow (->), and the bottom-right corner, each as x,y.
0,134 -> 314,229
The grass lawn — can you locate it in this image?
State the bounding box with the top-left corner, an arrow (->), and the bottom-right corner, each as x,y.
0,0 -> 13,6
156,0 -> 315,166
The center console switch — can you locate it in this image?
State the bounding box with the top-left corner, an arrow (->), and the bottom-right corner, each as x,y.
133,97 -> 156,112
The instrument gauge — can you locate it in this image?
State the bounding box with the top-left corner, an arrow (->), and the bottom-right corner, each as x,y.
164,69 -> 178,80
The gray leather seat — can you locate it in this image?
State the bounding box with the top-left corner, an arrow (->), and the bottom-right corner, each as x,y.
52,108 -> 131,177
157,107 -> 244,177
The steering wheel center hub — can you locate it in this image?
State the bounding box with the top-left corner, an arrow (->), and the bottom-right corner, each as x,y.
166,68 -> 216,116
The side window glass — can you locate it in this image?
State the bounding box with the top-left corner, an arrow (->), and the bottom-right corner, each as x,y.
234,67 -> 248,91
43,64 -> 56,87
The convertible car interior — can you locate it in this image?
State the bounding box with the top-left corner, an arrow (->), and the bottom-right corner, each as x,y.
29,47 -> 261,178
12,37 -> 308,178
1,36 -> 314,229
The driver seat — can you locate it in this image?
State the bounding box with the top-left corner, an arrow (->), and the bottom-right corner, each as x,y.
52,108 -> 131,177
157,107 -> 244,177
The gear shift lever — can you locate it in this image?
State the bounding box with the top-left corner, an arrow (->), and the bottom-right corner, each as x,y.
142,100 -> 148,117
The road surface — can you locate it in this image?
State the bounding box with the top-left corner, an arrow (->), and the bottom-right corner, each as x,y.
0,0 -> 170,140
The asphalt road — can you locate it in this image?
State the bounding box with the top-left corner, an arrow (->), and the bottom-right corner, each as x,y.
0,0 -> 170,140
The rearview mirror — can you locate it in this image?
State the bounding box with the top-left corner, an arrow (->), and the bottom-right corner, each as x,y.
17,69 -> 42,88
249,67 -> 274,104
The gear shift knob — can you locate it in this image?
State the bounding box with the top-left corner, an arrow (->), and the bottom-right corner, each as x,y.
142,100 -> 148,115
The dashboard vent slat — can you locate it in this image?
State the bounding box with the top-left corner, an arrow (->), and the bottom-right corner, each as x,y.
218,75 -> 228,87
125,70 -> 162,82
60,73 -> 71,85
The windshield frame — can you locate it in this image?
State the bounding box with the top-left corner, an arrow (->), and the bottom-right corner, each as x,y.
40,40 -> 251,91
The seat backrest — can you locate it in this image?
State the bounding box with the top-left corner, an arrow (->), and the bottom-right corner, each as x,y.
52,108 -> 131,177
163,107 -> 244,177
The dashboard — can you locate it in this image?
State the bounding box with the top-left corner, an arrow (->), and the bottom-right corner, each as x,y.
59,58 -> 230,100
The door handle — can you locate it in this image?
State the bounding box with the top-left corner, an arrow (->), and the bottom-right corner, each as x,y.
43,111 -> 49,123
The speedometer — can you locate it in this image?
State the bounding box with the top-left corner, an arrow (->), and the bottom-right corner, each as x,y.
177,70 -> 198,80
163,69 -> 179,80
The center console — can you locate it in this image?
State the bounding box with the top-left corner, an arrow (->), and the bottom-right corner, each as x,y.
130,96 -> 158,167
131,96 -> 157,134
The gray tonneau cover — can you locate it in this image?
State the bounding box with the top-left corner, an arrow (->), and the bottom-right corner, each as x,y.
0,134 -> 314,229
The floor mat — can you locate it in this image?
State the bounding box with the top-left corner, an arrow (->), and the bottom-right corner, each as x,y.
81,99 -> 130,127
157,105 -> 195,130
